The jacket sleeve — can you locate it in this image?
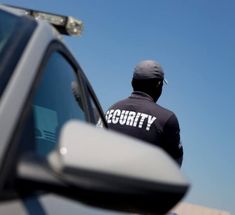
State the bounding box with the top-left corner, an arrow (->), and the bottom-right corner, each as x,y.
162,114 -> 183,166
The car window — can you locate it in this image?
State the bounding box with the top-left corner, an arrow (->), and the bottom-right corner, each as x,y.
0,10 -> 18,53
32,52 -> 86,156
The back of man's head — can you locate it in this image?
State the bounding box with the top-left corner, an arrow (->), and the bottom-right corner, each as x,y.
131,60 -> 166,101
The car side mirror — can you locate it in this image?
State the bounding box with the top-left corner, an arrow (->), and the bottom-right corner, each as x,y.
47,120 -> 189,215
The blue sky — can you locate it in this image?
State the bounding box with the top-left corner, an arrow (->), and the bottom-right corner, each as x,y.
3,0 -> 235,213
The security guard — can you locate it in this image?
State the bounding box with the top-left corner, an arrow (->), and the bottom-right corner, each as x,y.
106,60 -> 183,166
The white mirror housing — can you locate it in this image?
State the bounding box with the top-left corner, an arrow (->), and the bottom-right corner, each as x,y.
48,120 -> 189,214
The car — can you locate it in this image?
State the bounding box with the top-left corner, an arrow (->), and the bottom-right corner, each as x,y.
0,4 -> 189,215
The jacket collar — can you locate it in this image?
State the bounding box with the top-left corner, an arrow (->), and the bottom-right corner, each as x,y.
129,91 -> 154,102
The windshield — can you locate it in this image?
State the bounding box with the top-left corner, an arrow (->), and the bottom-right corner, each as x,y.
0,10 -> 19,54
0,9 -> 36,97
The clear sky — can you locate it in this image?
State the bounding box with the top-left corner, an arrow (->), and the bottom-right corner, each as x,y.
3,0 -> 235,214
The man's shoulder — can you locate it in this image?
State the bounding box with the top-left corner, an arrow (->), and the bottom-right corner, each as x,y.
156,103 -> 174,114
155,104 -> 177,120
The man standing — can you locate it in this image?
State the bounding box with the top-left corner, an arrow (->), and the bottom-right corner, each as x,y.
106,60 -> 183,166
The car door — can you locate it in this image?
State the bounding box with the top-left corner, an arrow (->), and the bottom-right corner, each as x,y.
27,41 -> 124,215
0,36 -> 127,214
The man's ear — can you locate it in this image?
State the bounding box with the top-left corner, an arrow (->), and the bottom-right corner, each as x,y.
156,80 -> 163,88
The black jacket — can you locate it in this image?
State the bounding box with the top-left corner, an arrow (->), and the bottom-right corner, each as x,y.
106,91 -> 183,164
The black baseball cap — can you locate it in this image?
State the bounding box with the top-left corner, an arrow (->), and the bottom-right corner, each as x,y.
133,60 -> 168,84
